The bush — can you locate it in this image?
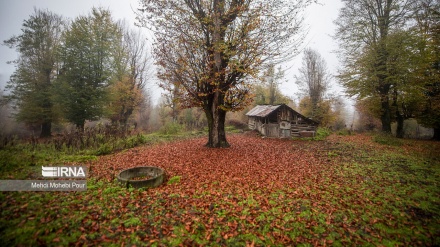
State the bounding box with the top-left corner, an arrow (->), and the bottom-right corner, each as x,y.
95,143 -> 113,155
159,122 -> 184,135
337,129 -> 352,136
313,127 -> 331,140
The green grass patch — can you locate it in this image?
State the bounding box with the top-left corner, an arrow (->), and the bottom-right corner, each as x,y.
294,127 -> 332,141
167,175 -> 181,185
373,133 -> 403,146
0,130 -> 206,179
159,122 -> 184,135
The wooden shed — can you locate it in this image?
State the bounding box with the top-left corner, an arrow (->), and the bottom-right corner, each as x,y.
246,104 -> 319,138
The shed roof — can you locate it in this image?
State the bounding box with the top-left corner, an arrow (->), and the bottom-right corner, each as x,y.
245,105 -> 281,117
246,104 -> 319,124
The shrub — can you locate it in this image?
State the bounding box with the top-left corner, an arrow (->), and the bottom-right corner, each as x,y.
95,143 -> 113,155
313,127 -> 331,140
159,122 -> 183,135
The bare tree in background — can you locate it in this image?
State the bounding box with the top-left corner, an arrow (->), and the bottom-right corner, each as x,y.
163,83 -> 180,123
296,48 -> 331,120
264,65 -> 285,105
109,22 -> 153,130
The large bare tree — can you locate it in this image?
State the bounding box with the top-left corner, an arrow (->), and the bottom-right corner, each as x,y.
137,0 -> 310,147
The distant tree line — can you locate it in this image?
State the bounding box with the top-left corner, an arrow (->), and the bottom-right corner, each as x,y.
335,0 -> 440,140
3,8 -> 151,137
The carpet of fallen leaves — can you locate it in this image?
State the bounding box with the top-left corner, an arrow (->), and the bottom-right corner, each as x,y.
93,132 -> 328,193
1,132 -> 439,246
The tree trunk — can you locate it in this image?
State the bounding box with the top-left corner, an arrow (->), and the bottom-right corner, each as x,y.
40,80 -> 52,138
380,95 -> 392,133
205,111 -> 228,148
204,92 -> 229,148
433,128 -> 440,141
205,108 -> 213,146
40,121 -> 52,138
395,112 -> 404,139
394,91 -> 404,138
269,85 -> 276,105
120,107 -> 134,132
203,1 -> 229,148
376,37 -> 391,133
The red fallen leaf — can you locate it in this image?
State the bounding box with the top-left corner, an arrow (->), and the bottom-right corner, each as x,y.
101,235 -> 112,242
53,237 -> 60,242
369,218 -> 378,224
246,241 -> 255,247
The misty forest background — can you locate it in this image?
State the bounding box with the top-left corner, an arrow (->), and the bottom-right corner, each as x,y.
0,0 -> 439,143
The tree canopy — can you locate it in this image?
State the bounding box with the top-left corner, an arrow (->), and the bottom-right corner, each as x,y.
57,8 -> 123,130
335,0 -> 415,133
336,0 -> 440,139
4,8 -> 64,137
137,0 -> 311,147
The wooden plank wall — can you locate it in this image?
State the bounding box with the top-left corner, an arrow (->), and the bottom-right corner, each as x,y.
291,124 -> 317,137
265,123 -> 279,138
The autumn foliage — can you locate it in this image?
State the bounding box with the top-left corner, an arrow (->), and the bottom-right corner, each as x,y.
1,133 -> 439,246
